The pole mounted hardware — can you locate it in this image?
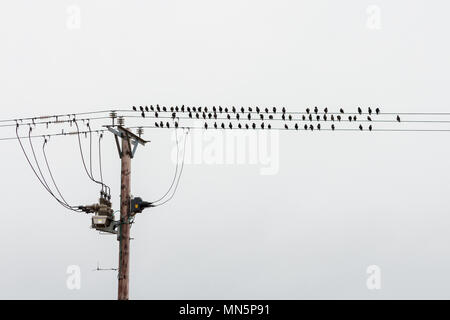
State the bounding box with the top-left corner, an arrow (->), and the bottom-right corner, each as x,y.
105,125 -> 149,159
130,197 -> 154,215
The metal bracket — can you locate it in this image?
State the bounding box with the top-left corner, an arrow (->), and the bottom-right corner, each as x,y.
106,126 -> 149,159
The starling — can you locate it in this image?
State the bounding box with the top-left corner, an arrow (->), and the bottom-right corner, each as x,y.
236,113 -> 240,120
132,106 -> 137,111
198,107 -> 202,112
324,107 -> 328,114
140,106 -> 144,112
302,115 -> 306,121
175,106 -> 179,112
232,106 -> 236,113
227,114 -> 231,120
170,107 -> 174,112
141,112 -> 145,118
214,113 -> 217,119
317,123 -> 321,130
269,115 -> 274,120
265,108 -> 269,113
188,112 -> 192,118
348,116 -> 352,122
219,106 -> 223,113
204,123 -> 208,129
309,114 -> 313,121
192,107 -> 196,112
353,115 -> 357,121
212,106 -> 216,113
397,115 -> 401,122
261,123 -> 265,129
282,114 -> 285,121
260,114 -> 264,120
204,107 -> 208,113
187,107 -> 191,113
246,124 -> 249,129
256,107 -> 260,113
282,107 -> 286,114
181,105 -> 185,112
163,106 -> 167,112
376,108 -> 380,115
340,108 -> 344,114
248,113 -> 251,120
229,123 -> 232,129
196,113 -> 199,119
367,116 -> 372,121
337,115 -> 341,121
314,106 -> 318,114
252,123 -> 256,129
175,122 -> 179,128
221,123 -> 225,129
150,105 -> 154,111
331,114 -> 335,121
224,107 -> 228,113
369,125 -> 372,131
316,115 -> 320,121
323,114 -> 327,121
268,124 -> 271,129
145,106 -> 149,112
238,123 -> 242,129
358,107 -> 362,115
289,115 -> 292,121
284,124 -> 288,129
166,122 -> 170,128
273,107 -> 277,113
155,112 -> 159,118
160,121 -> 164,127
208,113 -> 212,119
331,124 -> 335,130
155,122 -> 159,128
309,125 -> 314,131
306,108 -> 310,114
295,123 -> 298,130
368,107 -> 372,115
359,124 -> 363,131
214,122 -> 217,129
249,107 -> 253,112
241,107 -> 245,113
304,124 -> 308,130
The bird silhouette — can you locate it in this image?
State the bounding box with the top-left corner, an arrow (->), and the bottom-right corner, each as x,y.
265,108 -> 269,113
187,107 -> 191,113
306,108 -> 310,114
227,114 -> 231,120
309,125 -> 314,131
175,122 -> 179,128
155,112 -> 159,118
340,108 -> 344,114
268,124 -> 272,129
284,124 -> 288,129
261,123 -> 265,129
181,105 -> 185,112
317,123 -> 321,130
348,116 -> 352,122
252,123 -> 256,129
208,113 -> 212,119
188,112 -> 192,118
247,113 -> 251,120
282,107 -> 286,114
204,123 -> 208,129
163,107 -> 167,112
214,113 -> 217,119
141,112 -> 145,118
155,122 -> 159,128
323,114 -> 327,121
368,107 -> 372,115
249,107 -> 253,112
256,107 -> 260,113
324,107 -> 328,114
367,116 -> 372,121
273,107 -> 277,113
193,107 -> 197,112
396,115 -> 401,122
232,106 -> 236,113
132,106 -> 137,111
260,114 -> 264,120
359,124 -> 363,131
289,114 -> 292,121
241,107 -> 245,113
204,107 -> 208,113
331,124 -> 335,130
337,115 -> 341,121
236,114 -> 240,120
238,123 -> 242,129
221,123 -> 225,129
170,107 -> 174,112
140,106 -> 144,112
224,107 -> 228,113
376,108 -> 380,115
219,106 -> 223,113
246,124 -> 249,129
331,115 -> 335,121
160,121 -> 164,127
282,114 -> 285,121
295,123 -> 298,130
316,115 -> 320,121
212,106 -> 216,113
229,123 -> 232,129
198,107 -> 202,112
145,106 -> 149,112
369,125 -> 372,131
269,115 -> 274,120
214,122 -> 218,129
314,107 -> 318,114
166,122 -> 170,128
150,105 -> 154,111
353,115 -> 357,121
302,115 -> 306,121
304,124 -> 308,130
309,114 -> 313,121
358,107 -> 362,115
196,113 -> 199,119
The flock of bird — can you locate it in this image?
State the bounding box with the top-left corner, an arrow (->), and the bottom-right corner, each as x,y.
131,105 -> 402,131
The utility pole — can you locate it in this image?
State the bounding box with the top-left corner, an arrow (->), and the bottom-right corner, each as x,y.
118,135 -> 131,300
106,124 -> 147,300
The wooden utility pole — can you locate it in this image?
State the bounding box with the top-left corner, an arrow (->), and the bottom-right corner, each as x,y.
118,136 -> 131,300
106,125 -> 147,300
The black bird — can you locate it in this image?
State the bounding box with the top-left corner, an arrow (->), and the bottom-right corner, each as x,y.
160,121 -> 164,127
256,107 -> 260,114
212,106 -> 216,113
208,113 -> 212,119
214,113 -> 217,119
177,106 -> 180,112
304,124 -> 308,130
155,112 -> 159,118
156,104 -> 160,110
309,114 -> 313,121
268,124 -> 271,129
196,113 -> 199,119
260,114 -> 264,120
166,122 -> 170,128
316,115 -> 320,121
175,122 -> 179,128
282,114 -> 286,121
284,124 -> 288,129
331,114 -> 335,121
246,124 -> 249,129
369,125 -> 372,131
202,112 -> 206,118
358,107 -> 362,115
181,105 -> 185,112
224,107 -> 228,113
214,122 -> 218,129
337,115 -> 341,121
309,125 -> 314,131
331,124 -> 335,130
227,114 -> 231,120
145,106 -> 149,112
229,123 -> 233,129
376,108 -> 380,115
204,107 -> 208,113
359,124 -> 363,131
265,108 -> 269,113
353,115 -> 357,121
241,107 -> 245,113
187,107 -> 191,113
367,116 -> 372,121
314,107 -> 318,114
252,123 -> 256,129
236,113 -> 240,120
323,114 -> 327,121
261,123 -> 265,129
163,106 -> 167,112
170,107 -> 174,112
306,108 -> 310,114
140,106 -> 144,112
340,108 -> 344,114
368,107 -> 372,115
348,116 -> 352,122
396,115 -> 401,122
188,112 -> 192,118
273,107 -> 277,113
219,106 -> 223,113
193,107 -> 197,112
204,123 -> 208,129
317,123 -> 321,130
247,113 -> 251,120
269,115 -> 274,120
141,112 -> 145,118
150,105 -> 154,111
295,123 -> 298,130
289,115 -> 292,121
155,122 -> 159,128
324,107 -> 328,114
238,123 -> 242,129
302,115 -> 306,121
198,107 -> 202,112
132,106 -> 137,111
249,107 -> 253,112
282,107 -> 286,114
221,123 -> 225,129
232,106 -> 236,113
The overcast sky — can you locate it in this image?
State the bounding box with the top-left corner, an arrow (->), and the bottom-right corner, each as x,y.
1,0 -> 450,299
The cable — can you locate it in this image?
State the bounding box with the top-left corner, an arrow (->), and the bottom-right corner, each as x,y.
151,128 -> 180,204
15,125 -> 80,212
153,129 -> 189,207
